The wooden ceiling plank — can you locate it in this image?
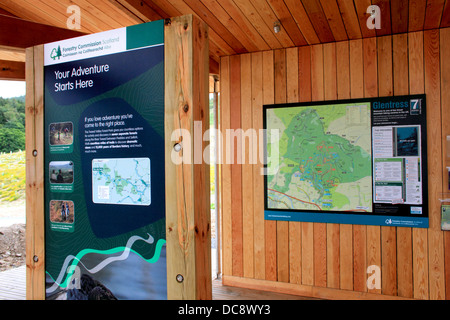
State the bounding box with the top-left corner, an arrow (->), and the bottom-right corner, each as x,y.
390,0 -> 409,34
318,0 -> 348,41
372,0 -> 392,36
166,0 -> 238,55
108,0 -> 147,23
0,0 -> 52,25
40,0 -> 105,32
284,0 -> 320,44
148,0 -> 208,25
208,29 -> 237,56
60,0 -> 127,30
248,0 -> 295,47
100,0 -> 143,24
166,0 -> 197,15
441,0 -> 450,27
201,0 -> 261,52
301,0 -> 335,43
409,0 -> 427,31
232,0 -> 283,49
217,0 -> 271,51
208,34 -> 227,59
424,0 -> 446,29
183,0 -> 248,53
147,0 -> 183,17
335,0 -> 362,39
85,0 -> 142,27
115,0 -> 162,22
354,0 -> 376,38
55,0 -> 125,31
0,59 -> 25,81
0,0 -> 96,33
142,0 -> 175,18
266,0 -> 307,46
165,0 -> 238,55
45,0 -> 110,33
0,14 -> 86,48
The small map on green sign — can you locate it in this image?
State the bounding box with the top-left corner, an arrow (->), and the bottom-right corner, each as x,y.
92,158 -> 151,206
266,103 -> 372,212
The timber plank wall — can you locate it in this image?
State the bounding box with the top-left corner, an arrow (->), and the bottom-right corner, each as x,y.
219,28 -> 450,300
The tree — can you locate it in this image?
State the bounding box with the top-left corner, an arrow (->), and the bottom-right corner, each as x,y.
0,128 -> 25,153
0,96 -> 26,152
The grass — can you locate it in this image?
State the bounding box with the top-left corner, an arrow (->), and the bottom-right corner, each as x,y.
0,151 -> 26,202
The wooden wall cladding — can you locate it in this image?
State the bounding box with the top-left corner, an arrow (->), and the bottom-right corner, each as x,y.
219,28 -> 450,300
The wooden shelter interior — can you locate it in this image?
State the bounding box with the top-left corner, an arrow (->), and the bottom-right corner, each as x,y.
2,0 -> 450,300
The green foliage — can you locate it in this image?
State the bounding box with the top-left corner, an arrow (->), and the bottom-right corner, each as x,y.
0,151 -> 26,202
0,128 -> 25,153
0,96 -> 25,153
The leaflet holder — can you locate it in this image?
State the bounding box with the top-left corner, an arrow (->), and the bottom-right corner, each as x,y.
439,193 -> 450,231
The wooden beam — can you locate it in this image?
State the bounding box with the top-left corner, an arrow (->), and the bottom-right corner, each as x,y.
165,15 -> 211,300
223,275 -> 414,300
25,45 -> 45,300
0,59 -> 24,80
210,57 -> 219,75
0,48 -> 25,62
0,14 -> 86,49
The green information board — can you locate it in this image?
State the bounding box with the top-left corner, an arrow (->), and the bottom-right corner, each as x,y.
43,20 -> 167,300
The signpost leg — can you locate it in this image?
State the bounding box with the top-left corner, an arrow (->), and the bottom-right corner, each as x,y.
165,15 -> 211,300
25,45 -> 45,300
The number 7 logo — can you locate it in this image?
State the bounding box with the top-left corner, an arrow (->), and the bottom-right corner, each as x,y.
410,99 -> 421,115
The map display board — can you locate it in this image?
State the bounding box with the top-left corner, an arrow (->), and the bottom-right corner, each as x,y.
43,21 -> 167,299
264,95 -> 428,228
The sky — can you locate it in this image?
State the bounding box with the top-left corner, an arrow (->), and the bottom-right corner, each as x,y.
0,80 -> 26,98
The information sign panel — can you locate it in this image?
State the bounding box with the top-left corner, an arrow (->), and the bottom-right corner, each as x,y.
44,20 -> 166,299
264,95 -> 428,228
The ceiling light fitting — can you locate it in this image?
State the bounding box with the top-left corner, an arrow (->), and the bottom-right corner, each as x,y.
273,21 -> 281,34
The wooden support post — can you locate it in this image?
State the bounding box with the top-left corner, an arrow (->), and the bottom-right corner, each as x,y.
25,45 -> 45,300
164,15 -> 211,300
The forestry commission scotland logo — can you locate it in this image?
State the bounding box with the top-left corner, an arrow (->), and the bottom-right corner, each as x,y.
51,45 -> 62,60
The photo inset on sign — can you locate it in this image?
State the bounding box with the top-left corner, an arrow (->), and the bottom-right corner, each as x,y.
442,205 -> 450,231
50,200 -> 75,224
49,121 -> 73,146
49,161 -> 74,184
394,126 -> 420,157
92,158 -> 151,206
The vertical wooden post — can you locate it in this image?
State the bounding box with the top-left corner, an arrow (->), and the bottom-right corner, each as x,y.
25,45 -> 45,300
164,15 -> 211,300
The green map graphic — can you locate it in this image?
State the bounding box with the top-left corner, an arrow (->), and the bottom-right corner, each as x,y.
266,103 -> 372,212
